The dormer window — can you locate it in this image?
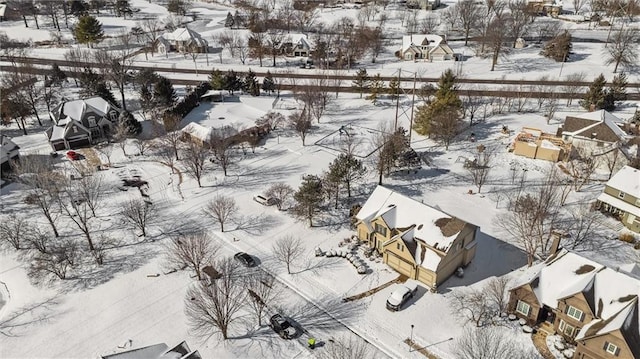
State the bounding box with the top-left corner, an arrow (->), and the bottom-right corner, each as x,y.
87,116 -> 96,127
374,223 -> 387,236
618,191 -> 625,199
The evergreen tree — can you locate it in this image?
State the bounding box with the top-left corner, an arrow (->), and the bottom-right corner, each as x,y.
224,12 -> 234,28
580,74 -> 607,111
134,68 -> 158,89
114,0 -> 133,18
608,72 -> 628,104
331,153 -> 366,198
69,0 -> 89,16
292,175 -> 324,227
243,69 -> 260,96
167,0 -> 187,15
224,70 -> 241,95
139,85 -> 154,117
95,83 -> 118,107
49,63 -> 67,87
262,71 -> 275,95
352,68 -> 370,99
388,76 -> 400,100
209,69 -> 226,90
79,68 -> 116,104
73,15 -> 104,48
435,69 -> 458,99
153,76 -> 176,108
119,110 -> 142,135
366,73 -> 385,105
542,31 -> 572,62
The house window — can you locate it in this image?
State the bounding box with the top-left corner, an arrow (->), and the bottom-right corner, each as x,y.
109,111 -> 118,121
604,342 -> 619,356
516,300 -> 530,316
396,243 -> 404,251
374,223 -> 387,237
558,319 -> 576,337
73,126 -> 78,133
87,116 -> 96,127
566,305 -> 584,321
618,191 -> 625,199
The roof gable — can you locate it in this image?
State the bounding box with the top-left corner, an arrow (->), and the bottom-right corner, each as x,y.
401,34 -> 444,53
606,166 -> 640,198
562,110 -> 629,142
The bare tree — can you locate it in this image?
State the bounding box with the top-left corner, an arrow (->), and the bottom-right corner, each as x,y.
467,146 -> 493,193
288,109 -> 313,146
318,335 -> 372,359
120,199 -> 156,238
203,195 -> 238,232
451,289 -> 492,327
64,47 -> 92,86
508,0 -> 532,48
209,126 -> 237,177
246,273 -> 279,326
182,141 -> 209,187
133,136 -> 153,156
28,241 -> 78,282
564,204 -> 601,249
255,111 -> 285,130
271,235 -> 305,274
266,30 -> 286,67
606,28 -> 639,73
184,257 -> 247,340
25,226 -> 51,254
573,0 -> 588,13
95,142 -> 114,166
568,147 -> 599,192
75,171 -> 105,217
3,64 -> 43,126
420,14 -> 440,34
0,214 -> 29,250
458,0 -> 482,46
562,72 -> 587,106
165,232 -> 219,280
113,118 -> 131,157
485,277 -> 510,314
485,17 -> 509,71
266,182 -> 295,211
456,327 -> 539,359
11,155 -> 61,237
601,148 -> 624,179
139,18 -> 164,56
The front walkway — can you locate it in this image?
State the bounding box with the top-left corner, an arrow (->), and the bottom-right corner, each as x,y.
342,275 -> 405,302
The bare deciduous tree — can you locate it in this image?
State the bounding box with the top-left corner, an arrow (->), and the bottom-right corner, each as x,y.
28,239 -> 78,282
203,195 -> 238,232
165,232 -> 219,280
288,108 -> 313,146
266,182 -> 295,211
25,226 -> 51,254
210,126 -> 237,176
568,147 -> 599,192
184,257 -> 247,340
564,204 -> 601,249
451,289 -> 492,327
562,72 -> 587,106
467,147 -> 493,193
456,327 -> 539,359
601,148 -> 624,179
272,235 -> 305,274
318,335 -> 372,359
246,273 -> 279,326
182,141 -> 209,187
606,28 -> 639,73
485,277 -> 510,314
120,199 -> 156,238
0,214 -> 29,250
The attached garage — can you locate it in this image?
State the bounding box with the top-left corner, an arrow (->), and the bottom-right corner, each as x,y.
386,253 -> 414,278
417,267 -> 436,287
67,137 -> 91,149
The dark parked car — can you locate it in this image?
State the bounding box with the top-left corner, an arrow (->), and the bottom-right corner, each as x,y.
269,314 -> 296,339
234,252 -> 256,267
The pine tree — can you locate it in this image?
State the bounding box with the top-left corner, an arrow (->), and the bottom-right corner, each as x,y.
167,0 -> 187,16
95,83 -> 118,107
608,72 -> 627,104
352,68 -> 370,99
224,70 -> 241,95
331,153 -> 366,198
139,85 -> 154,117
366,73 -> 385,105
73,15 -> 104,48
292,175 -> 324,227
49,63 -> 67,87
388,76 -> 400,100
224,12 -> 234,28
114,0 -> 133,18
69,0 -> 89,16
262,71 -> 275,95
209,69 -> 226,90
542,31 -> 572,62
243,69 -> 260,96
153,76 -> 176,108
580,74 -> 607,111
119,110 -> 142,135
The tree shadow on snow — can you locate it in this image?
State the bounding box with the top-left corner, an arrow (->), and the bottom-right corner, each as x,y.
438,231 -> 528,292
232,213 -> 282,236
0,295 -> 63,337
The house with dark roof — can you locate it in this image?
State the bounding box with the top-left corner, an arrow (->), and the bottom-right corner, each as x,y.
100,341 -> 201,359
1,135 -> 19,172
557,110 -> 632,157
45,97 -> 120,150
595,166 -> 640,233
508,249 -> 640,359
354,186 -> 478,290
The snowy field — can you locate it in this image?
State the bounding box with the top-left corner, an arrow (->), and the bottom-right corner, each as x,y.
1,0 -> 639,358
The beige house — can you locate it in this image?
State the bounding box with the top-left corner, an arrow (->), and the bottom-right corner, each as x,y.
508,249 -> 640,359
595,166 -> 640,233
156,27 -> 208,54
512,127 -> 571,162
397,35 -> 455,62
281,33 -> 313,57
355,186 -> 478,290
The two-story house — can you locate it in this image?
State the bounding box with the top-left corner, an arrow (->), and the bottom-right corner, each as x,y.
596,165 -> 640,233
508,249 -> 640,359
355,186 -> 478,290
397,34 -> 455,62
281,33 -> 313,57
558,110 -> 632,158
45,97 -> 120,150
156,27 -> 208,54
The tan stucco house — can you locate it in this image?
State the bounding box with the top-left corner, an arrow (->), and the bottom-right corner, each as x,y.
595,165 -> 640,233
508,249 -> 640,359
355,186 -> 478,290
397,35 -> 455,62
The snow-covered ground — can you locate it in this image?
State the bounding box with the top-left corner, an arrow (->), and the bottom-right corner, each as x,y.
1,0 -> 639,358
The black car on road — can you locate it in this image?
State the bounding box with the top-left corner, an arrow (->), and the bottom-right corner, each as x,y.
234,252 -> 256,267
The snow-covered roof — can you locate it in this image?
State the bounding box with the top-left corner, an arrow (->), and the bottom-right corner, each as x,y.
562,110 -> 629,142
0,135 -> 19,164
101,341 -> 199,359
160,28 -> 208,47
284,33 -> 313,48
597,193 -> 640,217
356,186 -> 470,253
605,165 -> 640,199
180,122 -> 213,142
51,97 -> 118,125
401,34 -> 445,54
512,249 -> 640,345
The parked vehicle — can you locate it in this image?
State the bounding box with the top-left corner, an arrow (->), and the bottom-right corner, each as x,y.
253,194 -> 277,206
234,252 -> 256,267
269,314 -> 296,339
386,280 -> 420,311
66,151 -> 81,160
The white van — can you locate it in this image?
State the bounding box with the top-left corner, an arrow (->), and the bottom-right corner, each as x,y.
386,280 -> 420,311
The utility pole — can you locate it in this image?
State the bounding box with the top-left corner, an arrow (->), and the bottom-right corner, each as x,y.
394,69 -> 401,130
408,73 -> 417,144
